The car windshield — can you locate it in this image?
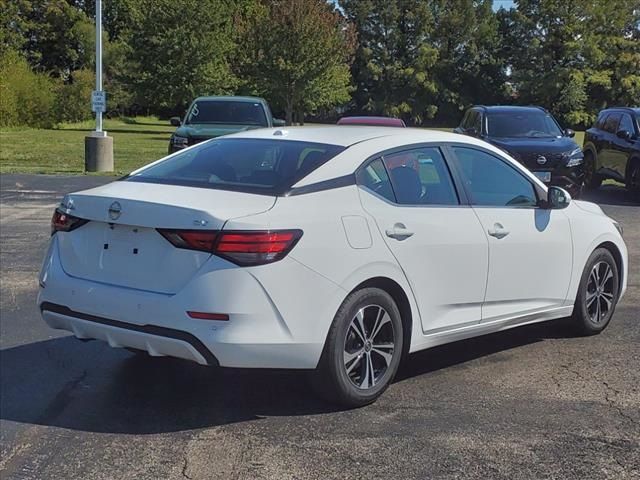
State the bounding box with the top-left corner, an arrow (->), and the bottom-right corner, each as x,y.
186,100 -> 268,126
487,112 -> 563,138
125,138 -> 345,195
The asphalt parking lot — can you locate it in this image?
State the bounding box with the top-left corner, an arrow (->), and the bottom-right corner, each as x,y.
1,173 -> 638,480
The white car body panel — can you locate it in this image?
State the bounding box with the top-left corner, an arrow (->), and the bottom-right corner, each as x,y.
358,187 -> 489,333
38,126 -> 628,369
472,207 -> 573,321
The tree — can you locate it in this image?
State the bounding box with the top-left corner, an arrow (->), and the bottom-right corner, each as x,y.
342,0 -> 507,125
341,0 -> 439,124
0,49 -> 58,127
2,0 -> 94,79
125,0 -> 240,113
429,0 -> 507,123
237,0 -> 355,124
501,0 -> 640,127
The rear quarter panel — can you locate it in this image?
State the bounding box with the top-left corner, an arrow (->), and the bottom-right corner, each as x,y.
222,185 -> 424,352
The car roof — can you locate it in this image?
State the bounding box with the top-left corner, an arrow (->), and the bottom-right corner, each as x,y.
599,107 -> 640,115
337,116 -> 406,127
224,125 -> 462,147
473,105 -> 548,114
192,96 -> 266,103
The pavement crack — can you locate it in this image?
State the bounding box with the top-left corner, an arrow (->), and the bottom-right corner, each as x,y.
560,363 -> 585,381
603,380 -> 639,426
181,455 -> 192,480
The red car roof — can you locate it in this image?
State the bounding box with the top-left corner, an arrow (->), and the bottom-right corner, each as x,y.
337,116 -> 406,127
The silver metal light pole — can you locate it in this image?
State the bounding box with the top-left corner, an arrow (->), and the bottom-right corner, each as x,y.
84,0 -> 113,171
95,0 -> 103,135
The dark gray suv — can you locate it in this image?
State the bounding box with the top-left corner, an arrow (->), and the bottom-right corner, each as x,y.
582,107 -> 640,196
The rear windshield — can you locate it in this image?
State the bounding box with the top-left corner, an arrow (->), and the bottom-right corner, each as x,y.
186,100 -> 268,126
125,138 -> 345,195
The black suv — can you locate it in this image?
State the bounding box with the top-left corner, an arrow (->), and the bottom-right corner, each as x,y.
582,107 -> 640,195
454,106 -> 584,197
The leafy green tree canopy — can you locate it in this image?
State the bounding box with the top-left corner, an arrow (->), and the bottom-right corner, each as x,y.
237,0 -> 356,124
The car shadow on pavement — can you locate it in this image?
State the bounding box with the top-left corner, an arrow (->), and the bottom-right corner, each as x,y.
396,318 -> 575,382
0,318 -> 578,435
581,184 -> 639,206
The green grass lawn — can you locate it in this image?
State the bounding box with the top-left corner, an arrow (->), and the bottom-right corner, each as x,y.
0,118 -> 586,175
0,117 -> 172,175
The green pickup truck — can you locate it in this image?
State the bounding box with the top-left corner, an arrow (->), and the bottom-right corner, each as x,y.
168,96 -> 285,154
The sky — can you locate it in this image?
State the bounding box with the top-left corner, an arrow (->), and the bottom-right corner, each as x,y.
492,0 -> 515,10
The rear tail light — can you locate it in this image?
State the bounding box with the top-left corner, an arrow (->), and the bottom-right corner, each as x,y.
158,230 -> 218,252
51,209 -> 89,234
157,229 -> 302,266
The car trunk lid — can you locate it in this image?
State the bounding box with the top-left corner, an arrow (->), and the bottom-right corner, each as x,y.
56,181 -> 276,294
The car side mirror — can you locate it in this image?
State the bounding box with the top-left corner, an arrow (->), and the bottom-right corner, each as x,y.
564,128 -> 575,138
616,129 -> 632,141
170,117 -> 181,127
544,186 -> 571,209
273,118 -> 286,127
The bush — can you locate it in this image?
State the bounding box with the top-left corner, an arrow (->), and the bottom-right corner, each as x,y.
0,50 -> 57,128
54,69 -> 94,123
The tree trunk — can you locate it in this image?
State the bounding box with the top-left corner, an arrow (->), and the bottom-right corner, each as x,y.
297,109 -> 305,125
285,97 -> 294,126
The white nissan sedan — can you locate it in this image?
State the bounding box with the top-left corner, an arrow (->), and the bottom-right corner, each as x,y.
38,127 -> 628,406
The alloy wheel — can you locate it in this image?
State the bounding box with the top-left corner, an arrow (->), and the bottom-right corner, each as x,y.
585,261 -> 615,324
343,305 -> 395,389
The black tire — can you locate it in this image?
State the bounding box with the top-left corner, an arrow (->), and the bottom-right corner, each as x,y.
625,158 -> 640,199
583,151 -> 603,190
571,248 -> 620,335
313,288 -> 404,407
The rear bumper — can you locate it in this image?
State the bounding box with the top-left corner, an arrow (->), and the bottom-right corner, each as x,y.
38,236 -> 338,369
41,302 -> 218,365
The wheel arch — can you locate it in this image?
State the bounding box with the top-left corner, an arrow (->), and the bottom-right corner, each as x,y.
582,142 -> 597,158
595,241 -> 625,294
624,155 -> 640,183
348,276 -> 414,359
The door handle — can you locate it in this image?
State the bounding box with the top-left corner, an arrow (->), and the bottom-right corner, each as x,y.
385,223 -> 414,240
487,222 -> 509,239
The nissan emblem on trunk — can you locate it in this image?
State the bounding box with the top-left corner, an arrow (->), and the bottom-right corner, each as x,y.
108,201 -> 122,220
537,155 -> 548,165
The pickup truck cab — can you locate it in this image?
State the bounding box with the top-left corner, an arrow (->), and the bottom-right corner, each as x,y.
582,107 -> 640,196
168,96 -> 285,153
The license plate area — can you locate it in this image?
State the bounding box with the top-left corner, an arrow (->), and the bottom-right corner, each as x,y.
103,224 -> 146,258
533,171 -> 552,183
57,221 -> 211,294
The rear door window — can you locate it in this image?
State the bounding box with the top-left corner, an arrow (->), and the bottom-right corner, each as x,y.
619,114 -> 634,134
466,111 -> 480,133
594,112 -> 608,130
603,113 -> 621,134
381,147 -> 459,205
126,138 -> 345,195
